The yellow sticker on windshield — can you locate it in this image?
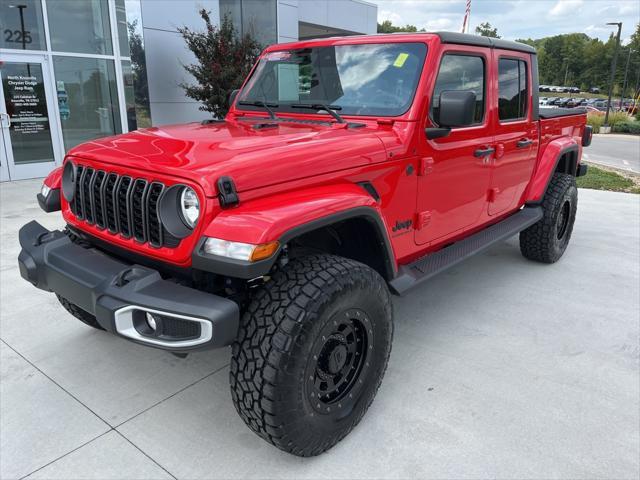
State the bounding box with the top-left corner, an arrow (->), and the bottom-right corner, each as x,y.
393,53 -> 409,68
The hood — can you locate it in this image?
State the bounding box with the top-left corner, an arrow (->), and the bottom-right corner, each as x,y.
68,119 -> 389,197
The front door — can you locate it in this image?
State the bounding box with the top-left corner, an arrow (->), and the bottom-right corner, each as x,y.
0,54 -> 62,180
415,49 -> 494,246
488,51 -> 538,216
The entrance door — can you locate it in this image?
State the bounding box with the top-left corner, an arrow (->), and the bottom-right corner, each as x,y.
0,54 -> 62,180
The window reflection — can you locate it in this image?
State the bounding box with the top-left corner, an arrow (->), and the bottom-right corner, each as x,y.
220,0 -> 276,46
47,0 -> 112,55
0,0 -> 47,50
52,57 -> 121,150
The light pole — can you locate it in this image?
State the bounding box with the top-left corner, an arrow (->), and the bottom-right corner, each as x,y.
620,48 -> 632,111
564,58 -> 570,86
603,22 -> 622,131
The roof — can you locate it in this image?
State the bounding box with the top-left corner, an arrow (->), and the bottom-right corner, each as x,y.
434,32 -> 537,54
266,32 -> 536,55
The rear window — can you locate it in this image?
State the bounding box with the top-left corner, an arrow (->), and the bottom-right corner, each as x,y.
498,58 -> 528,121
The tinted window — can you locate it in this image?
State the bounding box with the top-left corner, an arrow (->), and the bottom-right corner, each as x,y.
0,0 -> 47,51
239,43 -> 427,117
47,0 -> 112,55
498,58 -> 528,120
431,54 -> 485,124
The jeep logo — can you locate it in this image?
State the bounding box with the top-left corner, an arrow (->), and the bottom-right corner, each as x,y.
392,219 -> 412,232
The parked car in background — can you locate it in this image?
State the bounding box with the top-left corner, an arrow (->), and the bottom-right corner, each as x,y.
588,87 -> 601,94
584,106 -> 604,115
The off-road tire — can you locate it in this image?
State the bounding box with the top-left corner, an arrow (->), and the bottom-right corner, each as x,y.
56,294 -> 104,330
229,254 -> 393,457
520,172 -> 578,263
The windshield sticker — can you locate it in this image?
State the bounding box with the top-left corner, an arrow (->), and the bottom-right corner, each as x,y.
393,53 -> 409,68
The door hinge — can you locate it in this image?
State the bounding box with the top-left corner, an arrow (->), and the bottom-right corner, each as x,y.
415,211 -> 431,230
418,157 -> 434,176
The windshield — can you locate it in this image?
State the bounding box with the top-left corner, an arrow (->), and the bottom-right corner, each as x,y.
237,43 -> 427,117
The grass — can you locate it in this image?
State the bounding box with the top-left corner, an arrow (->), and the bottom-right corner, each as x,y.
587,111 -> 632,133
577,164 -> 640,194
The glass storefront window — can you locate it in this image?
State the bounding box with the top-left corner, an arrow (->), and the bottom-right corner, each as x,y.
0,0 -> 47,51
1,62 -> 55,164
220,0 -> 276,46
52,56 -> 121,150
47,0 -> 113,55
121,60 -> 150,130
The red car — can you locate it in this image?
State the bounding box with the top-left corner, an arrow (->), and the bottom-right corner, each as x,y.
20,32 -> 591,456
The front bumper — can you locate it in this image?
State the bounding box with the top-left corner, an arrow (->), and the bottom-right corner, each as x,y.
18,221 -> 239,352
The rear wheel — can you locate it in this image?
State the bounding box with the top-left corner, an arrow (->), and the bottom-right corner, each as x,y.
520,172 -> 578,263
229,254 -> 393,456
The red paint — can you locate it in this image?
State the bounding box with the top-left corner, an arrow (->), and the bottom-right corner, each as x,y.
43,167 -> 62,189
54,33 -> 586,271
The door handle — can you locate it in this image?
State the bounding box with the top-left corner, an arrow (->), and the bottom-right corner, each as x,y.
0,113 -> 10,128
474,147 -> 495,158
516,138 -> 533,148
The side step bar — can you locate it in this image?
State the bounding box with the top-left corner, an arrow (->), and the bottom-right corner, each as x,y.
389,207 -> 543,295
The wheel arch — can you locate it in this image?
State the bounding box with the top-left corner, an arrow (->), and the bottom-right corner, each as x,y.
525,140 -> 580,205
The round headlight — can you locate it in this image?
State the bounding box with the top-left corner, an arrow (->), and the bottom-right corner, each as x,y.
179,187 -> 200,228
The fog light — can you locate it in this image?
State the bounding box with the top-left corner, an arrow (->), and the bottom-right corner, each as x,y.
146,312 -> 158,331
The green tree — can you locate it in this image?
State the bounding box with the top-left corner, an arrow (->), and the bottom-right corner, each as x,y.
127,20 -> 150,127
178,10 -> 262,118
377,20 -> 424,33
475,22 -> 500,38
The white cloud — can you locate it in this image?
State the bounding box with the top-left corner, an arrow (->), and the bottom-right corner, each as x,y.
378,9 -> 403,24
424,18 -> 454,30
549,0 -> 584,17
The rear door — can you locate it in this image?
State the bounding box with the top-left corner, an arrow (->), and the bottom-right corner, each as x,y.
488,51 -> 538,216
414,48 -> 494,245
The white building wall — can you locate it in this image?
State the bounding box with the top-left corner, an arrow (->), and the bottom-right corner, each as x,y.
298,0 -> 376,34
141,0 -> 220,125
277,0 -> 299,43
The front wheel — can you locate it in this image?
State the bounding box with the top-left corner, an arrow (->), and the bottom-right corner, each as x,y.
520,172 -> 578,263
229,254 -> 393,457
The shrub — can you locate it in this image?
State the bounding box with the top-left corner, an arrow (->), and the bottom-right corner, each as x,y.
178,11 -> 261,119
587,113 -> 604,132
612,121 -> 640,135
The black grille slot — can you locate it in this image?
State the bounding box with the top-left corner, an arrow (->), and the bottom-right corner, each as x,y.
93,171 -> 106,229
116,176 -> 133,238
70,165 -> 180,248
131,179 -> 149,242
161,317 -> 201,339
104,173 -> 119,232
146,183 -> 164,247
72,165 -> 84,217
81,168 -> 95,224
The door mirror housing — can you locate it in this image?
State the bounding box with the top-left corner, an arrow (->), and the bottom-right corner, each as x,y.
229,89 -> 240,107
437,90 -> 476,128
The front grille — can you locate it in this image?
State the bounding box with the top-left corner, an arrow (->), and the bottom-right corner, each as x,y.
70,165 -> 180,248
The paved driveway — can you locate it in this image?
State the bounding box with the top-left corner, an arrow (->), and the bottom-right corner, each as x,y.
1,179 -> 639,479
584,134 -> 640,173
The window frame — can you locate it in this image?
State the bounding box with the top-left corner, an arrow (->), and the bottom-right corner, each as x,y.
429,51 -> 488,128
497,55 -> 530,124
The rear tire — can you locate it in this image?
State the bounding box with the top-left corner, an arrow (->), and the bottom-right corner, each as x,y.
56,294 -> 104,330
229,254 -> 393,457
520,172 -> 577,263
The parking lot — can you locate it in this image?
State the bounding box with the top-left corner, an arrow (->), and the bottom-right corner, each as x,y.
1,179 -> 639,479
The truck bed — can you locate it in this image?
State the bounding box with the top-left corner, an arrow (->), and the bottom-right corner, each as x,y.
539,107 -> 587,119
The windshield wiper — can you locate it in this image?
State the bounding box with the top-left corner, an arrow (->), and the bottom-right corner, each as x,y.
291,103 -> 345,124
238,100 -> 278,120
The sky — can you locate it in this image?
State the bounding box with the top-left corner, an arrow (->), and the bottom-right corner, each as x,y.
369,0 -> 640,44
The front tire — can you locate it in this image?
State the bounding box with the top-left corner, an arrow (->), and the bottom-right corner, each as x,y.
520,172 -> 578,263
229,254 -> 393,456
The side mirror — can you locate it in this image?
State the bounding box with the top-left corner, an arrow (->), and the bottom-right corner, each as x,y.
437,90 -> 476,127
229,89 -> 240,107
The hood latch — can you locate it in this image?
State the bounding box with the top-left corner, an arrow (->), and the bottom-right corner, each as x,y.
217,176 -> 239,208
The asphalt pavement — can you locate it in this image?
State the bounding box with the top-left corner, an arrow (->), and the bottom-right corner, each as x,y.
584,134 -> 640,173
1,179 -> 639,479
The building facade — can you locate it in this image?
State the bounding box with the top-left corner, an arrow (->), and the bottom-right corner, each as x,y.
0,0 -> 377,181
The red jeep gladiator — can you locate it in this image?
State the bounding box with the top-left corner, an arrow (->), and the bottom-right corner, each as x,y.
19,32 -> 591,456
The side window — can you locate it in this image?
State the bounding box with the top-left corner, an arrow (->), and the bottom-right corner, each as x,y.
498,58 -> 529,121
431,54 -> 485,124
